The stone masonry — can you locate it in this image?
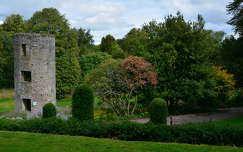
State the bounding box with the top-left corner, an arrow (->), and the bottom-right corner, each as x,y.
14,33 -> 56,116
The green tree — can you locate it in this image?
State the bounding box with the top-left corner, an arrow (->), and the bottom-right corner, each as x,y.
27,8 -> 69,36
2,14 -> 26,33
119,28 -> 149,57
100,34 -> 115,54
80,52 -> 112,77
220,36 -> 243,87
100,34 -> 124,58
142,13 -> 219,112
0,31 -> 14,88
77,28 -> 94,54
227,0 -> 243,37
0,14 -> 26,88
56,50 -> 81,99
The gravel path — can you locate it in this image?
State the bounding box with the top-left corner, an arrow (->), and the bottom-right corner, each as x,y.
131,107 -> 243,125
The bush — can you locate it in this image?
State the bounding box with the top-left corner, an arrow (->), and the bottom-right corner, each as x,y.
149,98 -> 168,124
0,119 -> 243,146
42,103 -> 57,118
72,84 -> 94,121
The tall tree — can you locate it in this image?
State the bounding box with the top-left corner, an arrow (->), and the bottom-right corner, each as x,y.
77,28 -> 94,54
2,14 -> 25,33
100,34 -> 124,58
220,36 -> 243,87
142,13 -> 220,112
119,28 -> 149,57
0,31 -> 14,88
227,0 -> 243,37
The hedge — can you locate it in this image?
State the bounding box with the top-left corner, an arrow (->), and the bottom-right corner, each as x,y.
0,118 -> 242,146
149,98 -> 168,124
42,103 -> 57,118
72,84 -> 94,121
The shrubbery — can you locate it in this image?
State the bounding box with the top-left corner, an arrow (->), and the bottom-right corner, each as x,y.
149,98 -> 168,124
42,103 -> 57,118
0,118 -> 243,146
72,84 -> 94,121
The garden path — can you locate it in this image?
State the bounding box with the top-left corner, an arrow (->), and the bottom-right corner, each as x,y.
131,107 -> 243,125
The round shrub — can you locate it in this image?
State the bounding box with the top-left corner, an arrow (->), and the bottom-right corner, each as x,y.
149,98 -> 168,124
42,103 -> 57,118
72,84 -> 94,121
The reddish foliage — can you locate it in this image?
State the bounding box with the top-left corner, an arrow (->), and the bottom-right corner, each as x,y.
120,56 -> 157,90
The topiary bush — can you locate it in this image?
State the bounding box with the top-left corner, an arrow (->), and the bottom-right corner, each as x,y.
42,103 -> 57,118
72,84 -> 94,121
149,98 -> 168,124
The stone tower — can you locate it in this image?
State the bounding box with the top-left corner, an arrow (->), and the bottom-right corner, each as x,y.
14,33 -> 56,116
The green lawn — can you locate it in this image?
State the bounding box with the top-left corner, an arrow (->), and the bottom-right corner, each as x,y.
0,131 -> 242,152
0,98 -> 15,113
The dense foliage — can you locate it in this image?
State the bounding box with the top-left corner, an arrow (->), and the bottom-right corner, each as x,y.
85,56 -> 157,117
42,103 -> 57,118
0,5 -> 242,115
1,118 -> 243,146
72,84 -> 94,121
80,52 -> 112,77
149,98 -> 168,124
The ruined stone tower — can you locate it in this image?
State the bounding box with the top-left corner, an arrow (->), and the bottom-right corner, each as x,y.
14,33 -> 56,116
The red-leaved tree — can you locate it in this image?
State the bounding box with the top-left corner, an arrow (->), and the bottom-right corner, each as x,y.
85,56 -> 157,117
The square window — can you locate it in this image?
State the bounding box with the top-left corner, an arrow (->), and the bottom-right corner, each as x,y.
22,44 -> 27,56
23,99 -> 31,112
21,71 -> 31,82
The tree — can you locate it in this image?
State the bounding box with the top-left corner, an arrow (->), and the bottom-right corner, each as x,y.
100,34 -> 124,58
100,34 -> 115,54
227,0 -> 243,37
0,31 -> 14,88
220,36 -> 243,87
56,50 -> 81,99
119,28 -> 149,57
85,56 -> 157,117
77,28 -> 94,54
142,13 -> 220,112
212,66 -> 236,104
80,52 -> 112,77
2,14 -> 26,33
27,8 -> 69,36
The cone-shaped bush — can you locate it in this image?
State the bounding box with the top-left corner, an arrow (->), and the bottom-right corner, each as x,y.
149,98 -> 168,124
42,103 -> 57,118
72,84 -> 94,121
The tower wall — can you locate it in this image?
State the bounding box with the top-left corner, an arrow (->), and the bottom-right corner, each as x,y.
14,33 -> 56,116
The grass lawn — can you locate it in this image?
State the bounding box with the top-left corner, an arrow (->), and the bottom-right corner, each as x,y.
56,97 -> 72,107
0,131 -> 242,152
0,98 -> 14,113
0,89 -> 15,113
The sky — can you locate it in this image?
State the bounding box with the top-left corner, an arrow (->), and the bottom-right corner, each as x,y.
0,0 -> 234,44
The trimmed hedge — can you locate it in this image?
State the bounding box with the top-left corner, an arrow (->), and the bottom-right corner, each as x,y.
42,103 -> 57,118
0,118 -> 243,146
149,98 -> 168,124
72,84 -> 94,121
